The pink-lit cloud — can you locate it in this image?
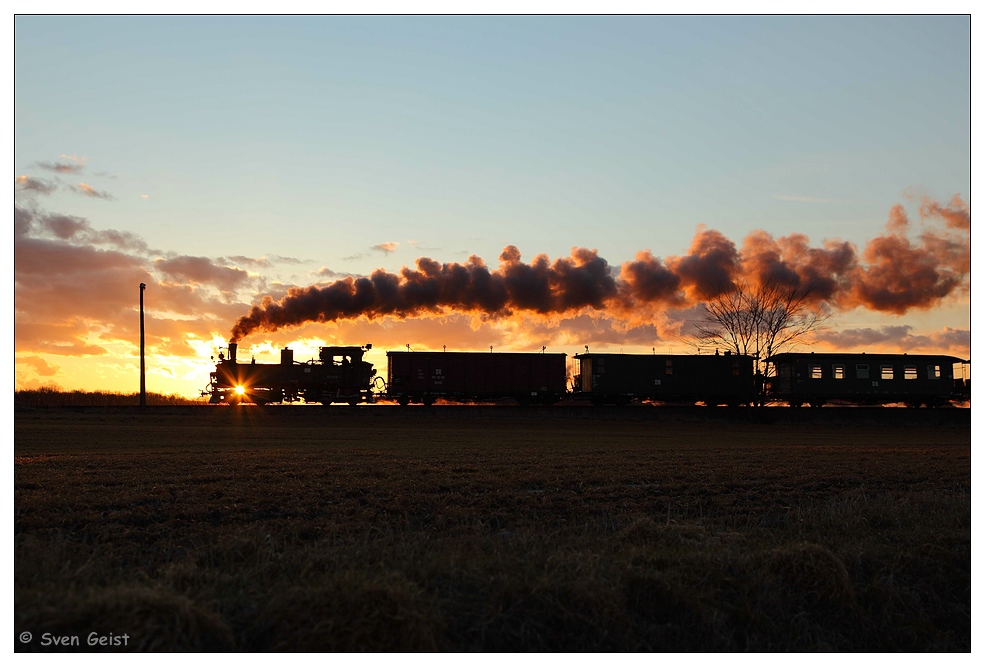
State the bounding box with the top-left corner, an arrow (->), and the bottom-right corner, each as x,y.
371,242 -> 399,255
15,175 -> 57,195
154,255 -> 254,294
814,325 -> 970,358
35,157 -> 86,174
73,182 -> 113,199
14,200 -> 256,368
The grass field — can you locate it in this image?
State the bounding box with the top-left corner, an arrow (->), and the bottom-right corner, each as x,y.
14,407 -> 970,651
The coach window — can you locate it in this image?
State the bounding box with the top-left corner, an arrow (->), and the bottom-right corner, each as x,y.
733,360 -> 740,376
856,364 -> 869,379
904,365 -> 918,380
928,364 -> 941,380
665,359 -> 673,375
832,364 -> 845,379
881,365 -> 894,380
810,364 -> 822,379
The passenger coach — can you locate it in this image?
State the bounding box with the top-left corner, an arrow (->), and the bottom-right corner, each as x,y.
765,352 -> 969,407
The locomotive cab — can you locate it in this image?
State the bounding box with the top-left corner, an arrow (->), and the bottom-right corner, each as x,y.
316,346 -> 377,404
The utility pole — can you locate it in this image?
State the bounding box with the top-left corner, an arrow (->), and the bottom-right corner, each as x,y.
139,283 -> 146,408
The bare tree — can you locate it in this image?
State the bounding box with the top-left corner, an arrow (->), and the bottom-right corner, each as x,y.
691,275 -> 829,403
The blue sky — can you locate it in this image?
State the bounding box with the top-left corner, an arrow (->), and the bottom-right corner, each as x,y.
13,15 -> 971,395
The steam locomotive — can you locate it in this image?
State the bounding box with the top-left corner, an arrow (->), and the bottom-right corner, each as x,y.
204,342 -> 968,407
207,342 -> 378,405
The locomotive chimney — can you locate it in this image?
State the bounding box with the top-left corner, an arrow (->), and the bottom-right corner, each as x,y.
228,342 -> 238,363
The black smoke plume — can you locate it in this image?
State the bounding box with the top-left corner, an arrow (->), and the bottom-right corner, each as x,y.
230,197 -> 969,342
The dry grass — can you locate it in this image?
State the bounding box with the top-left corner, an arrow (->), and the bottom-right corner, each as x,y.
15,387 -> 206,407
14,409 -> 970,651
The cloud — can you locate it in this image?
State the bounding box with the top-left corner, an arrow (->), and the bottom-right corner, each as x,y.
17,355 -> 60,376
220,255 -> 272,270
15,175 -> 57,195
406,240 -> 443,252
845,198 -> 970,314
218,255 -> 307,269
345,242 -> 399,259
15,320 -> 112,357
269,255 -> 306,265
815,325 -> 970,357
141,194 -> 150,199
154,255 -> 254,293
36,157 -> 86,174
371,242 -> 399,255
14,202 -> 257,364
919,194 -> 970,230
314,267 -> 361,279
26,210 -> 153,254
74,183 -> 113,199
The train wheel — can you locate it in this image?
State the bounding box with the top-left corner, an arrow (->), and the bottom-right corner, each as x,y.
348,398 -> 358,406
423,396 -> 435,407
789,400 -> 803,408
809,400 -> 825,408
397,396 -> 410,406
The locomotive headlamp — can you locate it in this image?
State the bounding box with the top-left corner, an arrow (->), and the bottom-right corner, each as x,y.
234,385 -> 246,396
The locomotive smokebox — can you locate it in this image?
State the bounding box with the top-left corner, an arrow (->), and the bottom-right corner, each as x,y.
228,342 -> 238,363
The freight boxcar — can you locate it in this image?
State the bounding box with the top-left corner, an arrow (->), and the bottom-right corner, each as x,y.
765,352 -> 969,407
572,352 -> 758,406
207,342 -> 377,405
386,351 -> 567,405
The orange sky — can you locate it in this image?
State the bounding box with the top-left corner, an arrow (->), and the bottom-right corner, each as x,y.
14,17 -> 971,398
13,192 -> 970,398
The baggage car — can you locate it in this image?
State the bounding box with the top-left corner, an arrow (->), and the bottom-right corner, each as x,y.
572,351 -> 758,406
386,351 -> 567,406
